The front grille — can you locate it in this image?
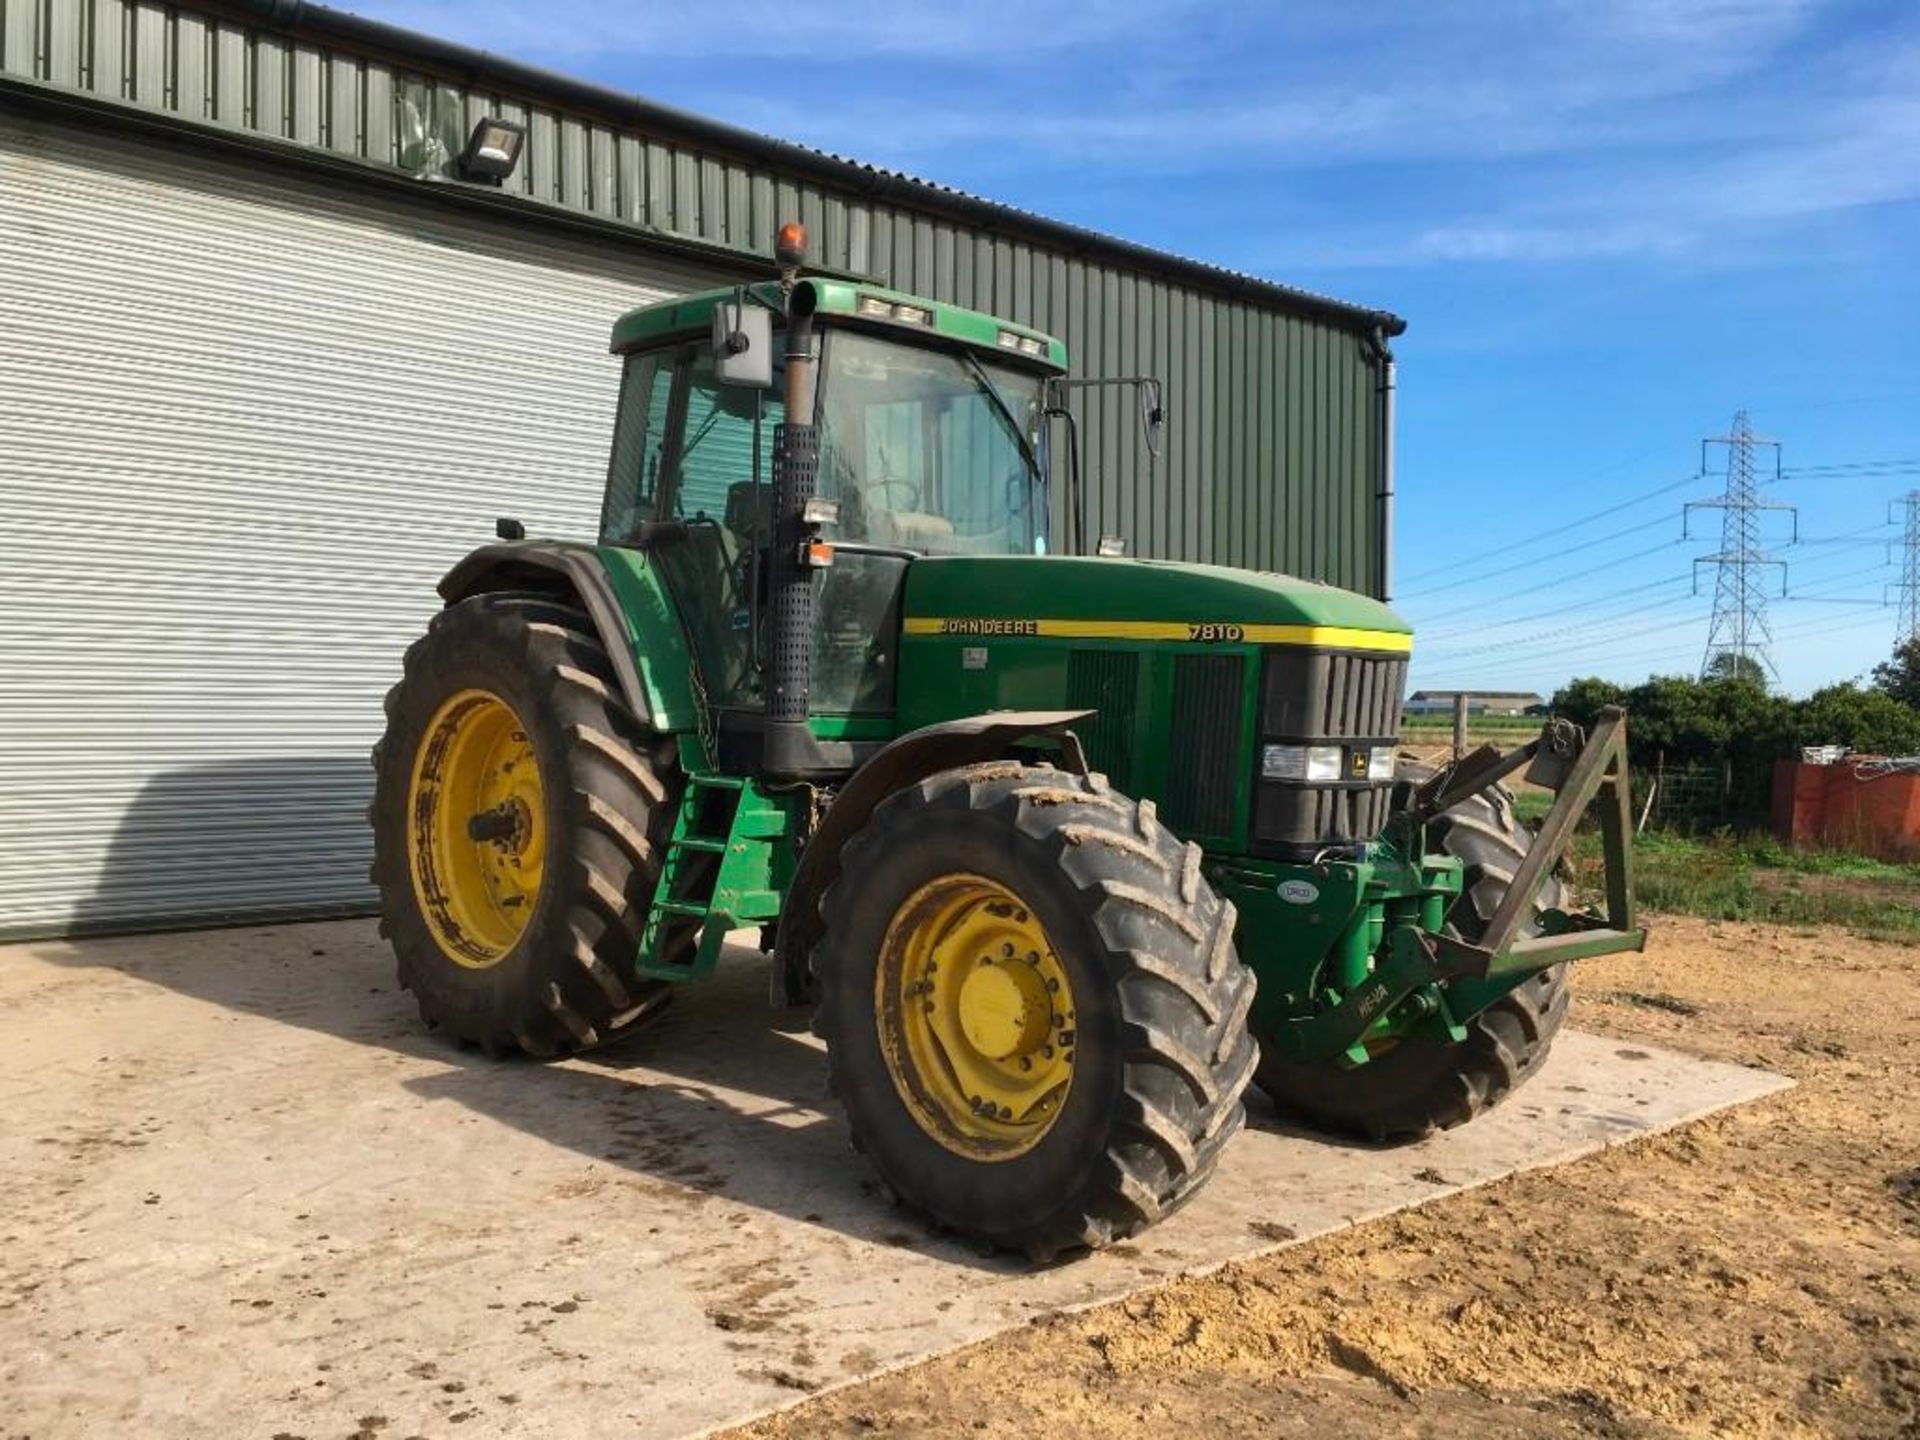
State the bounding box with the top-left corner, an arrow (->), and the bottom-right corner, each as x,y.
1261,651 -> 1408,739
1164,653 -> 1245,838
1065,649 -> 1139,790
1253,776 -> 1395,854
1253,648 -> 1407,859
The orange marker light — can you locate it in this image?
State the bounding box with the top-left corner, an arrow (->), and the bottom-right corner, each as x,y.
775,220 -> 808,266
804,540 -> 836,568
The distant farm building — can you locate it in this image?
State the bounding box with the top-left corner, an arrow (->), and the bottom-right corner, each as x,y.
1405,690 -> 1546,717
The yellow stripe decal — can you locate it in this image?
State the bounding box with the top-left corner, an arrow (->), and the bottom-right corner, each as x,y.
901,617 -> 1413,652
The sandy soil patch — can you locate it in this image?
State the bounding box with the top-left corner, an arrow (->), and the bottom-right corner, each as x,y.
738,915 -> 1919,1439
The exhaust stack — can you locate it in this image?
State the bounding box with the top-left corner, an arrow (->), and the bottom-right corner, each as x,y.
763,225 -> 821,777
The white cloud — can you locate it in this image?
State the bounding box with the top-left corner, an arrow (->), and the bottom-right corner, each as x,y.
702,0 -> 1843,172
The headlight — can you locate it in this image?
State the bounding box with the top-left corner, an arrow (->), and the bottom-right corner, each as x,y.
1262,744 -> 1344,781
1369,745 -> 1397,779
1261,744 -> 1306,780
1305,745 -> 1343,782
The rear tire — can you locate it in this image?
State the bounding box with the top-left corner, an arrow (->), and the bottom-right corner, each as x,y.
813,763 -> 1257,1260
1254,777 -> 1570,1141
369,592 -> 682,1056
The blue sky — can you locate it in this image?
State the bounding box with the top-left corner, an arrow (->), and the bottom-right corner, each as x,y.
351,0 -> 1920,698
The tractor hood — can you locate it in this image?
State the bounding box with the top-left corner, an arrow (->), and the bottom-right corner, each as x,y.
901,555 -> 1411,653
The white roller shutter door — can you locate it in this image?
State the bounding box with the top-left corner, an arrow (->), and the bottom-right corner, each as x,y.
0,115 -> 730,938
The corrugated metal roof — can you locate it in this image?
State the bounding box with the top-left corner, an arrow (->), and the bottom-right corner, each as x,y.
212,0 -> 1405,337
786,142 -> 1400,333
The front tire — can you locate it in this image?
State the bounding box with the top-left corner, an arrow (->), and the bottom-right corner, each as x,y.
369,592 -> 681,1056
813,763 -> 1257,1260
1254,780 -> 1570,1141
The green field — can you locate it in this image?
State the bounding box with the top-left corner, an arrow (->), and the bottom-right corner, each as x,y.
1399,714 -> 1544,755
1564,829 -> 1920,940
1407,721 -> 1920,937
1401,713 -> 1541,739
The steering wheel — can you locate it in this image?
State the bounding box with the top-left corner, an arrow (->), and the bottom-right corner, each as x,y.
865,476 -> 922,511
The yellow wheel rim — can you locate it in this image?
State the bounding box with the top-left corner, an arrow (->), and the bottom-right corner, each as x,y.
875,873 -> 1076,1161
406,689 -> 546,969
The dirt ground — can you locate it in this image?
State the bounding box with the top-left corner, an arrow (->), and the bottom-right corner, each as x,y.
739,915 -> 1920,1439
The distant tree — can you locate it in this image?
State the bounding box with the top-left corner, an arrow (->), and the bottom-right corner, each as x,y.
1540,663 -> 1920,828
1704,651 -> 1767,685
1548,676 -> 1627,726
1624,673 -> 1789,769
1796,683 -> 1920,757
1870,635 -> 1920,709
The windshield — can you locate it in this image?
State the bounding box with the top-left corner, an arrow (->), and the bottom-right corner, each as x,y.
816,328 -> 1048,556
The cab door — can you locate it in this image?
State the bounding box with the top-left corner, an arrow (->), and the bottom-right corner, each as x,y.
601,340 -> 778,716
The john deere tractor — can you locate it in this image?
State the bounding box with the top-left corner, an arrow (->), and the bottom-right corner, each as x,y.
370,224 -> 1643,1259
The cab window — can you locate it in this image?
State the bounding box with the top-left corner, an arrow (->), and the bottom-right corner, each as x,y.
600,350 -> 674,541
816,329 -> 1047,556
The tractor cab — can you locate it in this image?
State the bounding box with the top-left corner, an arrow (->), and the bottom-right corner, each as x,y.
599,276 -> 1066,774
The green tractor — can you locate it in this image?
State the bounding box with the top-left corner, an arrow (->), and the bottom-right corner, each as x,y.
369,224 -> 1643,1259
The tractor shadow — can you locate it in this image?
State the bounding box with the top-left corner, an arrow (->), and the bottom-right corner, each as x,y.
37,759 -> 1021,1268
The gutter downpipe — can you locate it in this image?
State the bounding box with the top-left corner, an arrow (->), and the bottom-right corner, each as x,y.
1370,326 -> 1397,606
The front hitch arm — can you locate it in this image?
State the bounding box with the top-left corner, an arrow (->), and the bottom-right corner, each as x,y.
1419,705 -> 1647,980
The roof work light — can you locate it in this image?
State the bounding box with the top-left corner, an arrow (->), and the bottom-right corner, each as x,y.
458,117 -> 526,184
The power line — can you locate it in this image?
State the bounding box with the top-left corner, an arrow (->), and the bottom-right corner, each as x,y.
1394,473 -> 1698,593
1437,604 -> 1895,687
1396,512 -> 1680,602
1781,551 -> 1897,598
1418,594 -> 1707,663
1421,566 -> 1886,669
1414,574 -> 1689,644
1412,538 -> 1683,626
1784,458 -> 1920,474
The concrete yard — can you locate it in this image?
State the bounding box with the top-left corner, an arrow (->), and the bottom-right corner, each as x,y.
0,919 -> 1789,1439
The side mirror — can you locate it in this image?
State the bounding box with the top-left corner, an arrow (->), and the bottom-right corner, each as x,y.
1140,379 -> 1165,459
712,299 -> 773,389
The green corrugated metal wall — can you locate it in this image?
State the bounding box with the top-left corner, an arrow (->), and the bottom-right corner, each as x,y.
0,0 -> 1385,594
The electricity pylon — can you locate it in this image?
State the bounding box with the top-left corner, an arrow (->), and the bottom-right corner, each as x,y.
1686,410 -> 1794,684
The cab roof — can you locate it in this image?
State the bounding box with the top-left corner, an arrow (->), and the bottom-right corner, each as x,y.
609,279 -> 1070,372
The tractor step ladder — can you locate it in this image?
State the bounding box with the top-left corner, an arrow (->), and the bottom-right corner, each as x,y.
637,773 -> 785,981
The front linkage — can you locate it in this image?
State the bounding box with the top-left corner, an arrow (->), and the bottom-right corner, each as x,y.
1233,706 -> 1645,1069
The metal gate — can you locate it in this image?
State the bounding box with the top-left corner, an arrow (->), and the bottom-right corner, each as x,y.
0,114 -> 729,938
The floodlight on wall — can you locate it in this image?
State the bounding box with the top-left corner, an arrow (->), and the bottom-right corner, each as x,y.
457,117 -> 526,184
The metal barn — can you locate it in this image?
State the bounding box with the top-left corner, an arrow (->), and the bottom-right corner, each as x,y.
0,0 -> 1404,936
